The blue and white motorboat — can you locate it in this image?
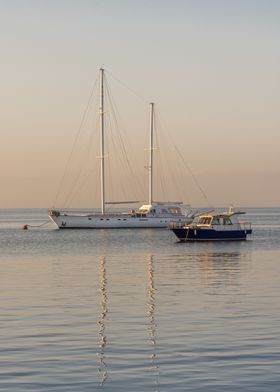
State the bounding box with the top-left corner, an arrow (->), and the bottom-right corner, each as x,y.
169,207 -> 252,241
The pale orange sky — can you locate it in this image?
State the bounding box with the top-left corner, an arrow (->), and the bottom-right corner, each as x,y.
1,0 -> 280,208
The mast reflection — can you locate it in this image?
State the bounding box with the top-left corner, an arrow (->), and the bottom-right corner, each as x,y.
147,255 -> 160,389
97,256 -> 108,387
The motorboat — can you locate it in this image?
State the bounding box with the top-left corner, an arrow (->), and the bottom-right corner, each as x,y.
169,207 -> 252,241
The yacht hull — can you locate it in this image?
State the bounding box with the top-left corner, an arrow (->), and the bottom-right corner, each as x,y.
49,214 -> 190,229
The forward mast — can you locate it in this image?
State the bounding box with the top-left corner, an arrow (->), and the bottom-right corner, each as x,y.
99,67 -> 105,214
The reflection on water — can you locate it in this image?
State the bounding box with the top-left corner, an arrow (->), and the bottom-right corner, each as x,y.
97,256 -> 108,387
146,255 -> 160,390
197,251 -> 251,287
93,250 -> 253,390
197,251 -> 245,288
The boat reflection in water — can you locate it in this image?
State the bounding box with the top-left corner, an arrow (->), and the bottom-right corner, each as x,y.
97,256 -> 108,387
146,255 -> 159,388
195,249 -> 249,289
95,254 -> 161,389
94,248 -> 251,388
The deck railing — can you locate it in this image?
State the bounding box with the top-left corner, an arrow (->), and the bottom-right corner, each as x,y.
169,220 -> 252,231
240,221 -> 252,231
48,209 -> 149,218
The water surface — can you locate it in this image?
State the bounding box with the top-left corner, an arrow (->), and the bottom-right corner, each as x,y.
0,208 -> 279,391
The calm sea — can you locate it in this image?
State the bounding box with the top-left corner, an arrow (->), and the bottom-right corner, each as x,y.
0,208 -> 280,391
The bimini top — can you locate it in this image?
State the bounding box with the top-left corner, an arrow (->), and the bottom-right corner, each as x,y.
195,207 -> 246,226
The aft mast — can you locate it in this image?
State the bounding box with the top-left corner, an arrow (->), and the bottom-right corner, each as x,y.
148,102 -> 154,206
99,67 -> 105,214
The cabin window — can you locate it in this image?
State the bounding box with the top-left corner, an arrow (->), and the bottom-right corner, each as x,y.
223,217 -> 232,225
212,218 -> 220,225
88,218 -> 92,220
169,207 -> 181,214
198,217 -> 211,225
161,209 -> 168,214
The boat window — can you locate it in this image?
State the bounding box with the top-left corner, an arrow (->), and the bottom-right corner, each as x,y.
169,207 -> 181,214
223,217 -> 232,225
161,209 -> 168,214
212,217 -> 220,225
198,217 -> 212,225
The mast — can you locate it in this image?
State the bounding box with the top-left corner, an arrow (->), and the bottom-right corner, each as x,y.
99,67 -> 105,214
148,102 -> 154,206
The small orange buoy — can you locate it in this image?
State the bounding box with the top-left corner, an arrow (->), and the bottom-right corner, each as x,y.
22,224 -> 28,230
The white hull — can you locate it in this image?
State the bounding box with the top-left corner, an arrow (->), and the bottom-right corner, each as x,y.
49,213 -> 191,229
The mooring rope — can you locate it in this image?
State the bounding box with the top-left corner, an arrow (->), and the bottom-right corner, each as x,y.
22,220 -> 51,230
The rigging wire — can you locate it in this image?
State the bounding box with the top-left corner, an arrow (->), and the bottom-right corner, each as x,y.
103,80 -> 123,202
153,113 -> 168,200
105,69 -> 149,200
149,109 -> 185,203
63,116 -> 99,207
104,74 -> 144,202
52,68 -> 148,209
53,68 -> 203,210
54,67 -> 156,209
155,110 -> 212,207
106,69 -> 149,104
105,76 -> 135,178
173,144 -> 212,208
52,77 -> 98,207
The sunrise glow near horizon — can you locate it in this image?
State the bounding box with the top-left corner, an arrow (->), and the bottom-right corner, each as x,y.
1,0 -> 280,208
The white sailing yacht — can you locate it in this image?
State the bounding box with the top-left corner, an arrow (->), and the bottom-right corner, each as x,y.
48,68 -> 192,229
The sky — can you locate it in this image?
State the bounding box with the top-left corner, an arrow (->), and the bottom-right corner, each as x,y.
1,0 -> 280,208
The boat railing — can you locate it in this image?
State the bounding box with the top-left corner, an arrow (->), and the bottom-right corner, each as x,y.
49,209 -> 134,217
169,220 -> 252,231
240,221 -> 252,231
